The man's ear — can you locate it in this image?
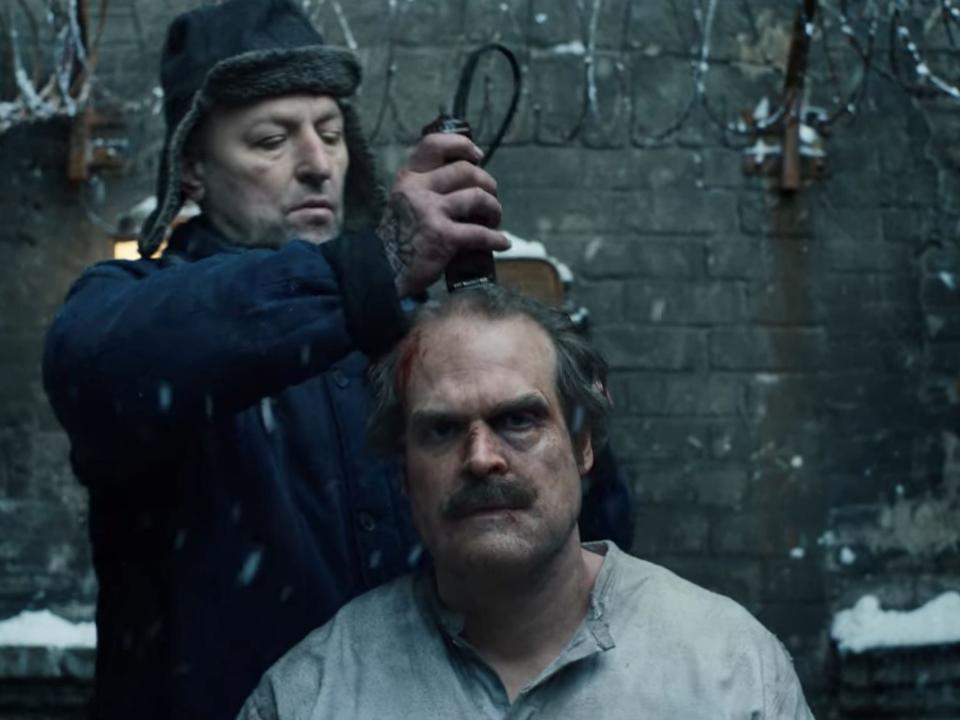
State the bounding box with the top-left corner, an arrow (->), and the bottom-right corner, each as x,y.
577,432 -> 594,476
180,156 -> 206,203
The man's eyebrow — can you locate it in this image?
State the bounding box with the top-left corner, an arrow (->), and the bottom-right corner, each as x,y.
488,394 -> 550,418
408,409 -> 465,428
249,110 -> 343,128
312,111 -> 345,126
409,394 -> 549,426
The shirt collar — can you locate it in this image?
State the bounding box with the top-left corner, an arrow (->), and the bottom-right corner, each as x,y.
422,540 -> 621,652
582,540 -> 618,650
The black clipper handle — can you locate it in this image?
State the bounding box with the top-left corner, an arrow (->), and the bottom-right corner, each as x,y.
420,113 -> 497,293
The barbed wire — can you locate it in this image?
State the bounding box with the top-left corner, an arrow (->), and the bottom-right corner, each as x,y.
3,0 -> 960,145
892,7 -> 960,99
0,0 -> 107,132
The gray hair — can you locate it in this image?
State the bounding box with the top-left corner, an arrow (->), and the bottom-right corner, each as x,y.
367,285 -> 611,460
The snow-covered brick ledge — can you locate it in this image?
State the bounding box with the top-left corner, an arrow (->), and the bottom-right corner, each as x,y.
0,611 -> 95,680
832,592 -> 960,654
0,611 -> 95,649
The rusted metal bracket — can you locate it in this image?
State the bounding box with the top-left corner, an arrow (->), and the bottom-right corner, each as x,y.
781,0 -> 817,190
742,0 -> 827,192
68,105 -> 129,181
66,0 -> 127,181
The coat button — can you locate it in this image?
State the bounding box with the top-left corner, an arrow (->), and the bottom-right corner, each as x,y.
358,512 -> 376,532
332,369 -> 349,388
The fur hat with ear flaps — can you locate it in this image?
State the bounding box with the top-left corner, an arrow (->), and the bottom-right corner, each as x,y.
139,0 -> 385,257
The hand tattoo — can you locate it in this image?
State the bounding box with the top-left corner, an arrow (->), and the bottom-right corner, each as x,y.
377,192 -> 420,279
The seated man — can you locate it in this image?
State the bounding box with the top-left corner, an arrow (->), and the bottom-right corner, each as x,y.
239,286 -> 814,719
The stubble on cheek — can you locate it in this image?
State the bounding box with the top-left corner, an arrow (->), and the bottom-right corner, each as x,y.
227,159 -> 288,243
241,193 -> 288,246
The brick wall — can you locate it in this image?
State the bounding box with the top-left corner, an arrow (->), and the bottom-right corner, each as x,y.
3,1 -> 960,717
0,119 -> 101,622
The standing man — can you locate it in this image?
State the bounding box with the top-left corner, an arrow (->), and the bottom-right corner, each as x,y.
241,286 -> 814,719
42,0 -> 510,717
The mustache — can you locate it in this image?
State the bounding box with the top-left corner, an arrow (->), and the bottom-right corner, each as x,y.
443,479 -> 538,520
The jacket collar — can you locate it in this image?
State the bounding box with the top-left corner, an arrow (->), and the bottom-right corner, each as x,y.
165,215 -> 256,261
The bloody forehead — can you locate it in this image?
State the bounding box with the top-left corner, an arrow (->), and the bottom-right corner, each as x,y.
394,313 -> 556,407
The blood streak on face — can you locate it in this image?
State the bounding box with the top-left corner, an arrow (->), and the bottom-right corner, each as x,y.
395,328 -> 424,401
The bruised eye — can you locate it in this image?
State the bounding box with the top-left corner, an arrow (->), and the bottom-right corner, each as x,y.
497,412 -> 537,433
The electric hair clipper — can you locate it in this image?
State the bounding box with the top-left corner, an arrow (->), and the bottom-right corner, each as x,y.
420,112 -> 497,293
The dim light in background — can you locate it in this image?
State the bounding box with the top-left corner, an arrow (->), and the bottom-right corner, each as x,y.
110,198 -> 197,260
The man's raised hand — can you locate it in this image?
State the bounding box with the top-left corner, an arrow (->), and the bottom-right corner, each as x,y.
378,133 -> 508,297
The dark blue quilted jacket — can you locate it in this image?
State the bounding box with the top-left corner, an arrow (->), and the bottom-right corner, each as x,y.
43,217 -> 422,719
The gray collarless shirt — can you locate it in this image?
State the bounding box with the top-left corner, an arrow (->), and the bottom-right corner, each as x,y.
239,542 -> 814,719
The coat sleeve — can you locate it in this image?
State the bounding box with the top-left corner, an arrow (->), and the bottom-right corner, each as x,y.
43,230 -> 405,467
